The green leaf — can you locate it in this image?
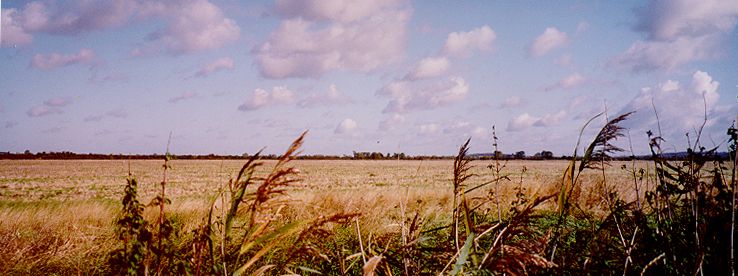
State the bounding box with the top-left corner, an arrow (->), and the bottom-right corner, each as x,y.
451,232 -> 475,275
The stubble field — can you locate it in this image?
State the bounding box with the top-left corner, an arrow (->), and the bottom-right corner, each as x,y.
0,159 -> 650,273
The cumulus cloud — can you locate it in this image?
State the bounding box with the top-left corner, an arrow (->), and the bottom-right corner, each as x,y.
545,73 -> 586,91
404,56 -> 449,80
619,70 -> 726,138
1,0 -> 239,54
1,0 -> 136,47
335,118 -> 358,134
298,84 -> 350,108
139,0 -> 240,54
528,27 -> 568,57
195,57 -> 234,77
168,91 -> 197,103
442,25 -> 496,57
507,110 -> 568,131
1,8 -> 33,46
238,86 -> 295,111
507,113 -> 538,131
612,0 -> 738,72
275,0 -> 406,23
634,0 -> 738,41
377,25 -> 496,114
30,48 -> 96,70
380,77 -> 469,113
254,0 -> 410,78
379,113 -> 406,131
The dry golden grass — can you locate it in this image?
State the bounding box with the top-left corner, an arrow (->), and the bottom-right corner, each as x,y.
0,159 -> 654,272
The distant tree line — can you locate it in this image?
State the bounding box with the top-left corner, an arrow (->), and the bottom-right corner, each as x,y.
0,149 -> 729,161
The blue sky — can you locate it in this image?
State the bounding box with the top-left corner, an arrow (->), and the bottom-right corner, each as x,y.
1,0 -> 736,156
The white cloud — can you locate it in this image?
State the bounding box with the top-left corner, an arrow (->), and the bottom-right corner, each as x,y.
380,25 -> 496,114
507,110 -> 568,131
298,84 -> 351,108
404,56 -> 449,80
379,113 -> 406,131
533,110 -> 567,127
545,73 -> 586,91
528,27 -> 568,57
507,113 -> 538,131
610,36 -> 717,72
274,0 -> 407,23
613,0 -> 738,72
30,48 -> 96,70
633,0 -> 738,41
619,70 -> 724,138
1,8 -> 33,46
0,1 -> 240,53
238,86 -> 295,111
168,91 -> 197,103
1,0 -> 136,47
442,25 -> 496,57
443,121 -> 470,134
335,118 -> 358,134
241,89 -> 270,110
271,87 -> 294,103
255,1 -> 410,78
472,126 -> 488,137
661,80 -> 680,92
139,0 -> 240,54
195,57 -> 234,77
380,77 -> 469,113
418,123 -> 440,135
442,121 -> 489,139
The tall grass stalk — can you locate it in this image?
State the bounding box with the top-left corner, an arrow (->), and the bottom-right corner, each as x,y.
730,116 -> 737,276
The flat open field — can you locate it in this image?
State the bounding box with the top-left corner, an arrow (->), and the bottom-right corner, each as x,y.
0,159 -> 656,273
0,159 -> 647,202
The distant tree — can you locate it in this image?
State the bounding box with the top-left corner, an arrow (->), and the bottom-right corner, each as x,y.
493,150 -> 504,159
533,150 -> 554,159
515,151 -> 526,159
369,152 -> 384,160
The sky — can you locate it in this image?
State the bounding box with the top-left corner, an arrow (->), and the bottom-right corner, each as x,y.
0,0 -> 736,156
